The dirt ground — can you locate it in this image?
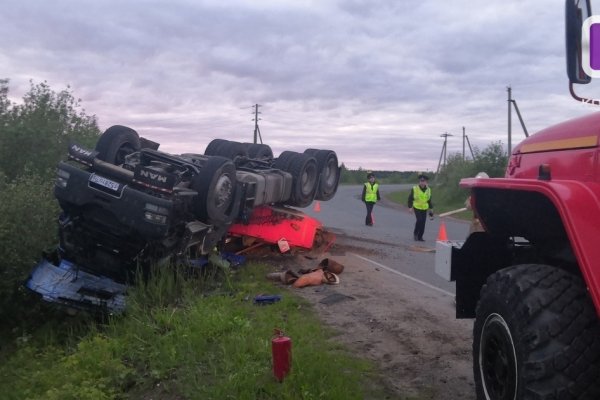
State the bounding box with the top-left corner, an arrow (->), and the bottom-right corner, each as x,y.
257,237 -> 476,400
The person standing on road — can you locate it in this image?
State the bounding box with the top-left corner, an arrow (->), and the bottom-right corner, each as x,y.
408,174 -> 433,241
361,173 -> 380,226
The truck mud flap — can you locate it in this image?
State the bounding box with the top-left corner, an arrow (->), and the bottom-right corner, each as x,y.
25,258 -> 127,314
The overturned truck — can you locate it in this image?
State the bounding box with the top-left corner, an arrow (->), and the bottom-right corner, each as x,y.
27,125 -> 340,312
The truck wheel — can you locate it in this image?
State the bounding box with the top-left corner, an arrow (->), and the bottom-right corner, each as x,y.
205,140 -> 247,160
286,153 -> 318,208
273,150 -> 296,170
246,143 -> 273,160
474,264 -> 600,400
304,149 -> 339,201
95,125 -> 141,165
204,139 -> 229,156
216,141 -> 248,160
191,156 -> 237,224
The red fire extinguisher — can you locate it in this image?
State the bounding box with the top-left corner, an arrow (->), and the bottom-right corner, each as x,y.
272,328 -> 292,382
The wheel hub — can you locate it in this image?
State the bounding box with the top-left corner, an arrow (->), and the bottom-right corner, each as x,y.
213,175 -> 233,209
479,313 -> 518,400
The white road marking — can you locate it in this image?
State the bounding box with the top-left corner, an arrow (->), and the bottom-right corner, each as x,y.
349,253 -> 454,297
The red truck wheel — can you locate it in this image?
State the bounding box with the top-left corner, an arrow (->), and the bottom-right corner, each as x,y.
474,264 -> 600,400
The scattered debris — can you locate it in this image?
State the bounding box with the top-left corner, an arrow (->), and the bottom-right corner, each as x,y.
266,257 -> 345,288
318,258 -> 344,274
26,258 -> 126,314
254,294 -> 282,305
319,292 -> 355,305
266,270 -> 299,284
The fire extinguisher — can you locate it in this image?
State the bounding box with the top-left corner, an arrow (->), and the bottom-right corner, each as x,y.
272,328 -> 292,382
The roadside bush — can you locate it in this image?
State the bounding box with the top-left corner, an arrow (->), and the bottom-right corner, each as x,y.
434,153 -> 476,205
0,171 -> 58,324
434,141 -> 507,206
0,79 -> 100,181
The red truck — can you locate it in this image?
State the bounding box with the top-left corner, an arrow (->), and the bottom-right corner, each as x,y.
436,2 -> 600,399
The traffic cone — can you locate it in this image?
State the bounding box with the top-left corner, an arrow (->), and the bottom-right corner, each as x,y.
437,221 -> 448,241
314,201 -> 321,212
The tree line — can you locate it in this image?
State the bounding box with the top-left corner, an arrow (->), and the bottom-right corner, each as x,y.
0,79 -> 101,330
339,141 -> 509,208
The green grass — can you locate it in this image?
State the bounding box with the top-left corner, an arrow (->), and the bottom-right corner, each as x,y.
0,263 -> 400,400
386,189 -> 472,221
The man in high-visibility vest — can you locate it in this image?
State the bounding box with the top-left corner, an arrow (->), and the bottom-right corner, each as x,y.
407,174 -> 434,241
361,173 -> 380,226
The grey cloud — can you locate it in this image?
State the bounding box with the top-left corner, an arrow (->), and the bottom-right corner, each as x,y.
0,0 -> 593,171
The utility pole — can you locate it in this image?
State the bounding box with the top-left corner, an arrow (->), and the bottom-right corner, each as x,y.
436,132 -> 453,175
462,126 -> 466,160
507,86 -> 529,155
252,104 -> 262,144
465,134 -> 475,160
507,86 -> 512,156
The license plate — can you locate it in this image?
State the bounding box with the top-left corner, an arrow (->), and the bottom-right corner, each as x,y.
90,174 -> 120,191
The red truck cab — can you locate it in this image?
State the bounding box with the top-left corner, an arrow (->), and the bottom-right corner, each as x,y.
436,2 -> 600,399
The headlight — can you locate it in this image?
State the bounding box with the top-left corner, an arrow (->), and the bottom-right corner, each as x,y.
56,169 -> 70,188
144,211 -> 168,224
144,203 -> 169,224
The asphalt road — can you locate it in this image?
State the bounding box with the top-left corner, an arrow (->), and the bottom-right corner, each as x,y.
304,184 -> 471,295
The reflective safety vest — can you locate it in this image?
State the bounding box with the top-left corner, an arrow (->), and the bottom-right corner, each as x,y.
364,182 -> 379,202
412,185 -> 431,210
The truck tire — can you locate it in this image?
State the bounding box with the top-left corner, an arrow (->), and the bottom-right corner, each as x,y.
216,141 -> 248,160
95,125 -> 141,165
246,143 -> 273,160
204,139 -> 229,156
474,264 -> 600,400
304,149 -> 339,201
191,156 -> 237,224
278,152 -> 318,208
273,150 -> 296,170
205,139 -> 247,160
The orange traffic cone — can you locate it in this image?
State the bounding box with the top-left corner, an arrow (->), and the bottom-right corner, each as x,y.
314,201 -> 321,212
437,221 -> 448,241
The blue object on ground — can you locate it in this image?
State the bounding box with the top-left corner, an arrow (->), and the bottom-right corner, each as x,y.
253,294 -> 282,305
189,257 -> 209,268
25,258 -> 127,313
221,252 -> 246,267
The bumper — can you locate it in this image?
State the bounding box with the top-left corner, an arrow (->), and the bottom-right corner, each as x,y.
434,240 -> 464,281
25,257 -> 127,313
55,162 -> 174,239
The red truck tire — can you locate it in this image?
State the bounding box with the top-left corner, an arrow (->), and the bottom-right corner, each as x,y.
474,264 -> 600,400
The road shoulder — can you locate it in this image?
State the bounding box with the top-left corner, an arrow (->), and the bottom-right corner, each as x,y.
277,244 -> 476,399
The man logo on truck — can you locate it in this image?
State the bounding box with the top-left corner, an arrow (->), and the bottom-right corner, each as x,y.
140,169 -> 168,183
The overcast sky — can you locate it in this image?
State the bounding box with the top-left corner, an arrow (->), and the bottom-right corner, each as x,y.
1,0 -> 597,172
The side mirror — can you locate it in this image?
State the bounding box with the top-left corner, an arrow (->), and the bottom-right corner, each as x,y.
566,0 -> 592,84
